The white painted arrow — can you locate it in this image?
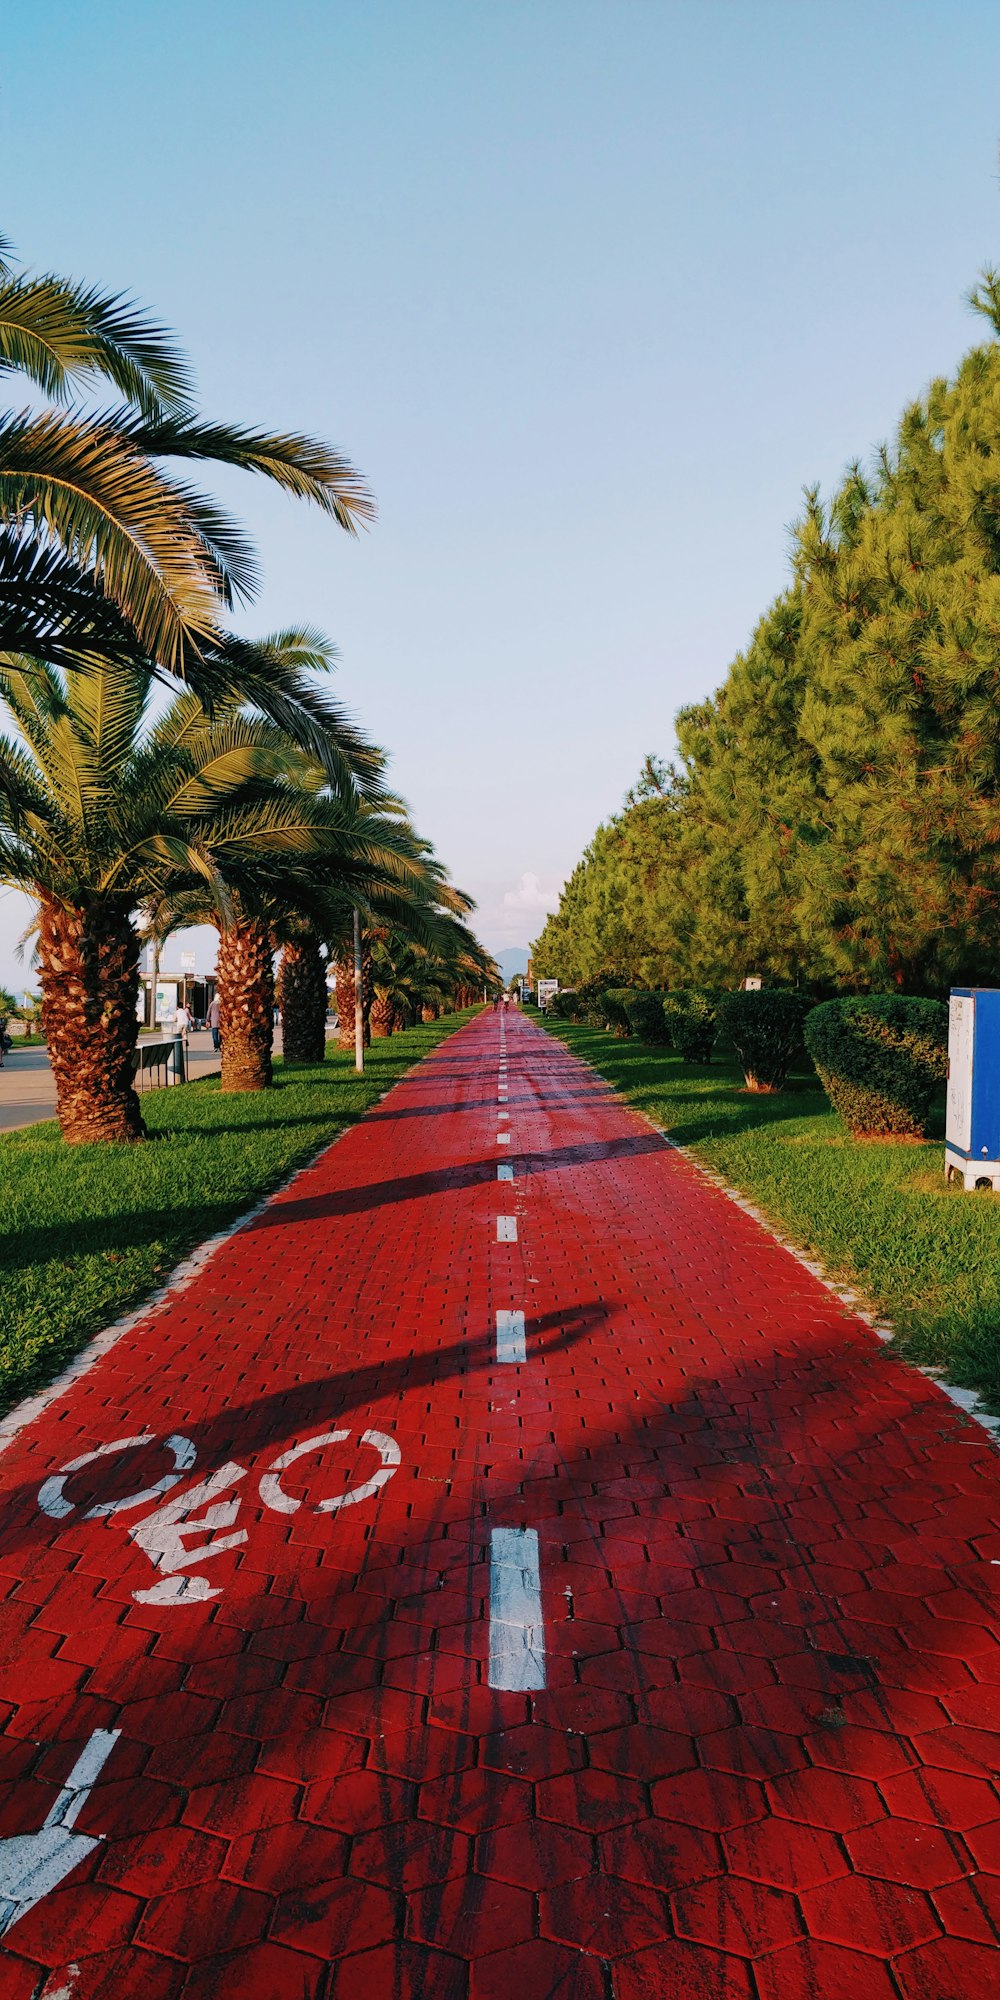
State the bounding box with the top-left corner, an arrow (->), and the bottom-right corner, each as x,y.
0,1728 -> 120,1937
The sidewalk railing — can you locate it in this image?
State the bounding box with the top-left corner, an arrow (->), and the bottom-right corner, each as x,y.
133,1035 -> 187,1091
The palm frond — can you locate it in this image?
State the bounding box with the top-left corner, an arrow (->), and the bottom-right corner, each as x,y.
0,274 -> 192,413
0,408 -> 227,664
122,416 -> 376,532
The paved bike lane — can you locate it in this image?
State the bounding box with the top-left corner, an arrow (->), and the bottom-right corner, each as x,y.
0,1008 -> 999,1999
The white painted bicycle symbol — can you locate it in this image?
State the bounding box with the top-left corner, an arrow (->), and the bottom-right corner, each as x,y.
36,1426 -> 401,1608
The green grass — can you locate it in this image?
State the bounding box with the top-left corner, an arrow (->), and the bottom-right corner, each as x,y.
0,1012 -> 475,1417
543,1019 -> 1000,1404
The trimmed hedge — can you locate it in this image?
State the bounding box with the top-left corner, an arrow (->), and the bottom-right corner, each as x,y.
551,989 -> 578,1020
662,989 -> 720,1063
719,989 -> 812,1092
804,994 -> 948,1137
601,988 -> 634,1037
624,991 -> 669,1044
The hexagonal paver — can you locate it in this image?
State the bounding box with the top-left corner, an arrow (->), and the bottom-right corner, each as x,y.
369,1727 -> 479,1781
537,1769 -> 647,1832
328,1940 -> 467,2000
224,1819 -> 349,1893
698,1726 -> 805,1780
800,1874 -> 941,1954
419,1767 -> 533,1834
723,1817 -> 848,1892
182,1774 -> 298,1837
803,1724 -> 917,1779
540,1871 -> 670,1954
470,1937 -> 605,1999
408,1874 -> 535,1955
270,1874 -> 399,1957
932,1871 -> 1000,1945
672,1875 -> 802,1956
476,1819 -> 593,1889
879,1768 -> 1000,1831
600,1816 -> 722,1891
588,1725 -> 696,1780
651,1769 -> 766,1832
844,1818 -> 971,1888
351,1818 -> 473,1893
478,1722 -> 585,1780
256,1727 -> 366,1785
303,1770 -> 416,1833
136,1880 -> 271,1957
96,1825 -> 227,1895
893,1934 -> 1000,1999
754,1939 -> 900,2000
614,1938 -> 756,1999
766,1767 -> 884,1833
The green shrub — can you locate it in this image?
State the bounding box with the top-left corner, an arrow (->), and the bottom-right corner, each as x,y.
601,987 -> 634,1037
624,991 -> 669,1043
662,988 -> 721,1062
719,989 -> 812,1091
552,988 -> 578,1020
804,994 -> 948,1137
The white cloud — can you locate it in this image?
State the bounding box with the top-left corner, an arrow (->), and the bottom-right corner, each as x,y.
502,871 -> 561,916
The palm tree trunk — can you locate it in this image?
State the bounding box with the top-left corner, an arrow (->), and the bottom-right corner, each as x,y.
334,957 -> 355,1050
370,991 -> 394,1038
361,941 -> 373,1047
38,893 -> 146,1143
218,917 -> 273,1092
278,935 -> 327,1064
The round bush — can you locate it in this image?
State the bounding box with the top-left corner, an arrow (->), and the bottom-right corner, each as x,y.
804,994 -> 948,1137
552,988 -> 578,1020
718,989 -> 812,1092
662,988 -> 721,1063
624,991 -> 669,1043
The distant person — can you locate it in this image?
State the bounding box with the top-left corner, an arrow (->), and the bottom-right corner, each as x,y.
174,1001 -> 192,1041
0,1015 -> 7,1068
208,995 -> 222,1051
501,994 -> 509,1014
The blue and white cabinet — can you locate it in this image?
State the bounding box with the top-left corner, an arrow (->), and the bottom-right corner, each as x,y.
945,988 -> 1000,1190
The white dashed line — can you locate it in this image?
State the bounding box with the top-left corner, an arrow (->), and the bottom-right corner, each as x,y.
497,1164 -> 514,1181
497,1133 -> 511,1145
497,1216 -> 518,1243
489,1526 -> 545,1689
495,1309 -> 526,1362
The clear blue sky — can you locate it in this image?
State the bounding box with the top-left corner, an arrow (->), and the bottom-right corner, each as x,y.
3,0 -> 1000,986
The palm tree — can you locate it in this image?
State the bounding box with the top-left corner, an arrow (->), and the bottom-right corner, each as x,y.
152,803 -> 448,1093
0,646 -> 381,1140
276,915 -> 329,1065
0,233 -> 374,706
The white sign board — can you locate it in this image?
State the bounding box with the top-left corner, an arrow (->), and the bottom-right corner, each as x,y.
947,993 -> 974,1154
180,952 -> 196,970
537,979 -> 559,1009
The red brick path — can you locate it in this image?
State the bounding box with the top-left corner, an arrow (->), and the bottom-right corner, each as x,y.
0,1010 -> 999,1998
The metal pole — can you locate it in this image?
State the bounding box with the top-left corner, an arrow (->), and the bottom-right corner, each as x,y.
353,908 -> 364,1073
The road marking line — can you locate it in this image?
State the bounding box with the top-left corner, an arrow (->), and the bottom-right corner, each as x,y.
495,1309 -> 526,1362
489,1526 -> 545,1689
0,1728 -> 121,1938
497,1216 -> 518,1242
498,1110 -> 509,1121
497,1132 -> 511,1144
497,1163 -> 514,1181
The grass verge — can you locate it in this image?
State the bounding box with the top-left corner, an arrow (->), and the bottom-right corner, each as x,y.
0,1012 -> 475,1418
542,1018 -> 1000,1404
